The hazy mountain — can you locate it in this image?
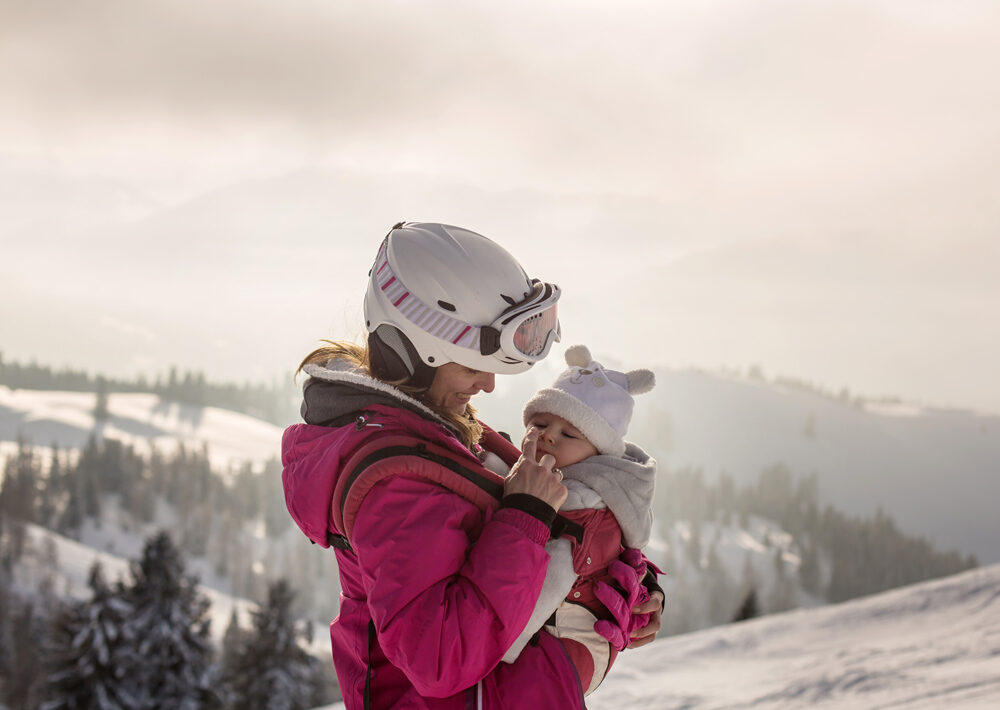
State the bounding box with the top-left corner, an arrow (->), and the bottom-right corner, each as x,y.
477,361 -> 1000,565
641,370 -> 1000,564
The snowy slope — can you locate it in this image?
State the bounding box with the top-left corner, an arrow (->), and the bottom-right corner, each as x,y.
589,564 -> 1000,709
632,370 -> 1000,564
478,362 -> 1000,565
310,565 -> 1000,710
0,386 -> 283,471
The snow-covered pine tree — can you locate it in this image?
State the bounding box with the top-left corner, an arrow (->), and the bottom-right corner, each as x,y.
3,597 -> 45,709
121,531 -> 219,709
222,579 -> 323,710
93,376 -> 110,423
41,562 -> 140,710
0,563 -> 10,702
732,588 -> 759,622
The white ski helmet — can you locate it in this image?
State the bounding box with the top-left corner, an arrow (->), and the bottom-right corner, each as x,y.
363,222 -> 561,383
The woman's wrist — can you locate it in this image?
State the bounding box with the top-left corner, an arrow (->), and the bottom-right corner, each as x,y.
500,493 -> 557,530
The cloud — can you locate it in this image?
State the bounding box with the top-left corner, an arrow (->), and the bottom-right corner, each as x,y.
4,0 -> 998,203
100,315 -> 156,344
3,0 -> 1000,411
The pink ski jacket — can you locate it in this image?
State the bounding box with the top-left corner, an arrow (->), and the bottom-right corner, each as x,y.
281,361 -> 586,709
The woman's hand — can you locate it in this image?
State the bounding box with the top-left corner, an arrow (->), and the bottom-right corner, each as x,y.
504,427 -> 568,510
627,591 -> 664,648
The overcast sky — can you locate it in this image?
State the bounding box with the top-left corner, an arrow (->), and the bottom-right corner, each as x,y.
2,0 -> 999,412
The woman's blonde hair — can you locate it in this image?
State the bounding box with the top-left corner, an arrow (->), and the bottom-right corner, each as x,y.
297,340 -> 485,449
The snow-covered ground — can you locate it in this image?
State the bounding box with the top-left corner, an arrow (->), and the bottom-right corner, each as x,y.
0,386 -> 283,472
308,565 -> 1000,709
589,564 -> 1000,709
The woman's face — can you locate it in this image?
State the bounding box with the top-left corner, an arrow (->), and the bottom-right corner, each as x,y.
425,362 -> 496,415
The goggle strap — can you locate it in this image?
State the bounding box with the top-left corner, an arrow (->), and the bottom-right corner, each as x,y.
479,326 -> 502,356
373,241 -> 483,352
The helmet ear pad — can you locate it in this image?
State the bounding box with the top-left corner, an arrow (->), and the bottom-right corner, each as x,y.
368,325 -> 436,390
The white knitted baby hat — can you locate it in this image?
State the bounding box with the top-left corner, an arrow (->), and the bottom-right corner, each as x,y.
522,345 -> 655,457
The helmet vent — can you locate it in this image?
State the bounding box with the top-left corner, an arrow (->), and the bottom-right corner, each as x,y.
500,294 -> 517,306
437,300 -> 457,312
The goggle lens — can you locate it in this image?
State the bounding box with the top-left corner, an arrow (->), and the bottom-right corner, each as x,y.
512,303 -> 559,357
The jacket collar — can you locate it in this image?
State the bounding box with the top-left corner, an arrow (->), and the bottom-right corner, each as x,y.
301,359 -> 460,435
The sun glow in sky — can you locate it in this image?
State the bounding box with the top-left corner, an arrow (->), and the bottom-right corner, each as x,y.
2,0 -> 999,412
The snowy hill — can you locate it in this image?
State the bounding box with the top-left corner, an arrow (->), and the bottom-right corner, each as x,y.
311,565 -> 1000,710
644,370 -> 1000,564
589,563 -> 1000,709
0,385 -> 282,472
477,362 -> 1000,565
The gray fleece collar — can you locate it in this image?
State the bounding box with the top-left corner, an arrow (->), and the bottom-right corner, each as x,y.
559,442 -> 657,548
301,360 -> 457,434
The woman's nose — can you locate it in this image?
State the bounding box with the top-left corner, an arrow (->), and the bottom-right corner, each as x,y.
477,372 -> 495,393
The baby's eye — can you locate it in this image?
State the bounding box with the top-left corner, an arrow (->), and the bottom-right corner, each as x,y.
534,421 -> 548,429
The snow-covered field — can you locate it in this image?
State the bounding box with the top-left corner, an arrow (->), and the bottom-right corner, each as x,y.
310,565 -> 1000,709
589,564 -> 1000,709
0,386 -> 283,471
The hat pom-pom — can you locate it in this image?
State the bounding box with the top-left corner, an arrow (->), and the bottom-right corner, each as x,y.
626,369 -> 656,395
565,344 -> 592,368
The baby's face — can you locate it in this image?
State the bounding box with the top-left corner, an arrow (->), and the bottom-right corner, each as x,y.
523,412 -> 599,469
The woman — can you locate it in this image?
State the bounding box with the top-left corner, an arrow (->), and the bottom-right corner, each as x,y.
282,222 -> 662,709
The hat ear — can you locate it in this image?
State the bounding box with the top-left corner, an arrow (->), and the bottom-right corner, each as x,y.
564,344 -> 592,368
626,369 -> 655,395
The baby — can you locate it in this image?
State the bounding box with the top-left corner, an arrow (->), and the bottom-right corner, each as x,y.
502,345 -> 658,696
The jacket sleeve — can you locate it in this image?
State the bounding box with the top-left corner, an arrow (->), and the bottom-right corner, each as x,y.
352,472 -> 552,698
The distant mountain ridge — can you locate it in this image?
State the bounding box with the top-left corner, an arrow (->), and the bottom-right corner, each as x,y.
646,369 -> 1000,564
477,362 -> 1000,564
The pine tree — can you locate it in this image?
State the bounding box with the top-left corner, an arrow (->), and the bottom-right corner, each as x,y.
685,523 -> 702,569
704,541 -> 734,625
0,564 -> 11,701
768,548 -> 796,613
0,436 -> 41,560
4,598 -> 45,709
121,531 -> 220,709
39,444 -> 64,529
733,589 -> 759,622
94,376 -> 110,423
42,563 -> 140,710
222,580 -> 323,710
798,539 -> 822,596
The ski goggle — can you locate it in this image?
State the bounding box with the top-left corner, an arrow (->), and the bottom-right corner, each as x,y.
479,280 -> 561,363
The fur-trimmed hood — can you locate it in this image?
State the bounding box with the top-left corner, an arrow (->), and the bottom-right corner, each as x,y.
560,443 -> 656,549
300,359 -> 456,432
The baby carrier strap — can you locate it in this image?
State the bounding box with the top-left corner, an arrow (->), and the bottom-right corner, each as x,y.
329,434 -> 505,550
328,433 -> 583,551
